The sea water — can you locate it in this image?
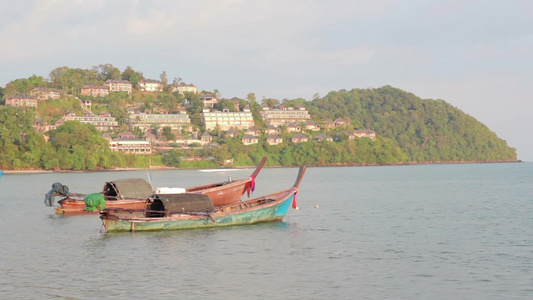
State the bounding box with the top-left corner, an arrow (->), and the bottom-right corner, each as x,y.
0,163 -> 531,299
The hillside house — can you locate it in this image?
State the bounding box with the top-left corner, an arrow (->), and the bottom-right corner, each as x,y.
224,128 -> 238,138
138,80 -> 163,92
5,94 -> 38,107
266,134 -> 283,145
291,133 -> 309,143
200,94 -> 218,108
242,134 -> 259,145
315,134 -> 333,142
30,87 -> 60,100
142,132 -> 157,144
265,125 -> 281,135
352,129 -> 377,141
80,85 -> 109,97
287,123 -> 302,133
305,121 -> 321,131
105,80 -> 133,94
171,82 -> 197,94
109,137 -> 152,155
245,127 -> 262,137
260,105 -> 312,126
324,118 -> 351,128
118,131 -> 136,138
200,132 -> 212,146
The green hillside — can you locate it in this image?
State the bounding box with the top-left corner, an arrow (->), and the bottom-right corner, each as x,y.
304,86 -> 516,162
0,69 -> 517,170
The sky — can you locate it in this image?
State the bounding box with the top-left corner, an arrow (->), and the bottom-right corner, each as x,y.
1,0 -> 532,161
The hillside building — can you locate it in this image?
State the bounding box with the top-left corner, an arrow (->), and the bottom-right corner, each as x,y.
202,107 -> 254,131
260,106 -> 311,126
128,112 -> 191,132
171,82 -> 197,94
30,87 -> 61,100
105,80 -> 133,94
80,85 -> 109,97
60,111 -> 119,132
138,80 -> 163,92
5,94 -> 39,107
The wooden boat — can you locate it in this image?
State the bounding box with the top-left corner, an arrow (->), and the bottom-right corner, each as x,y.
184,156 -> 267,206
54,178 -> 154,214
50,157 -> 268,214
99,166 -> 306,232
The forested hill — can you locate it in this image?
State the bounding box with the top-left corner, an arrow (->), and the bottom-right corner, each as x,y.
303,86 -> 516,163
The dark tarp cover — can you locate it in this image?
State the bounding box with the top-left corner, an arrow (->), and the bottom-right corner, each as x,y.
153,193 -> 215,213
104,178 -> 153,199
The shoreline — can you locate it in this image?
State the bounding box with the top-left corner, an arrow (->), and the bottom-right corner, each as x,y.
1,159 -> 523,174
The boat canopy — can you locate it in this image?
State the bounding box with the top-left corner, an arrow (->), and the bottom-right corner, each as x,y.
103,178 -> 153,200
153,193 -> 215,213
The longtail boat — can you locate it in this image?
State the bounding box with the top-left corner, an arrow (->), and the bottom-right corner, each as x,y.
184,156 -> 267,206
48,157 -> 268,214
99,165 -> 306,232
52,178 -> 154,214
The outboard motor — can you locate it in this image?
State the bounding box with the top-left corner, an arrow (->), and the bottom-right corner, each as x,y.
44,182 -> 70,206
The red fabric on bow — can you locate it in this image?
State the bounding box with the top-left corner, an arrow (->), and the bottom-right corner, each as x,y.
250,175 -> 256,192
292,187 -> 299,209
247,175 -> 256,197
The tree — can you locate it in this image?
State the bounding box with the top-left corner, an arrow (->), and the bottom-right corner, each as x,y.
121,66 -> 136,81
162,149 -> 181,167
95,63 -> 121,81
246,93 -> 265,128
0,107 -> 45,169
3,75 -> 48,97
47,121 -> 115,170
122,66 -> 144,88
261,97 -> 279,108
215,99 -> 235,111
162,126 -> 175,141
246,93 -> 256,103
160,71 -> 168,90
49,67 -> 98,96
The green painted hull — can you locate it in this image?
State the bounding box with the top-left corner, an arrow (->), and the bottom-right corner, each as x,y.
102,193 -> 294,232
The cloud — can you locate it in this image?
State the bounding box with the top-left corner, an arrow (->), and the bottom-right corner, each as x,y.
0,0 -> 109,60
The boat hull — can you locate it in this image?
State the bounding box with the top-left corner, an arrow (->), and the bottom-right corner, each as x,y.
53,157 -> 267,214
55,198 -> 148,214
186,178 -> 254,206
101,191 -> 295,232
55,179 -> 252,214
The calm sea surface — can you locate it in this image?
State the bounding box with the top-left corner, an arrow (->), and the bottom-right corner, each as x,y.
1,163 -> 532,299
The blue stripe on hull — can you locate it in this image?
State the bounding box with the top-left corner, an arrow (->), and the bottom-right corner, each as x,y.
274,194 -> 293,217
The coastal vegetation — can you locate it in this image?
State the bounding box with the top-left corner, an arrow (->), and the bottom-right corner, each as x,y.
303,86 -> 516,163
0,65 -> 516,171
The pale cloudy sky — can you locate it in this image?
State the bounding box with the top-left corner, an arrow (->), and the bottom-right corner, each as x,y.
1,0 -> 532,161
